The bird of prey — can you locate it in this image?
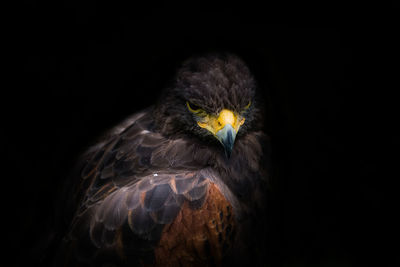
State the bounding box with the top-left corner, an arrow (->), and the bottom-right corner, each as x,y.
57,53 -> 269,266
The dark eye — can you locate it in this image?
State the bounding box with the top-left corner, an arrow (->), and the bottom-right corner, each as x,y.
244,101 -> 251,110
186,101 -> 202,112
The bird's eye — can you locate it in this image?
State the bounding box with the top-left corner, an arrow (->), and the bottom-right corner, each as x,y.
244,101 -> 251,110
186,101 -> 202,113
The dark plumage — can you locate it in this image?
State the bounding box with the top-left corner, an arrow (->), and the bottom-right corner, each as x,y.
57,53 -> 269,266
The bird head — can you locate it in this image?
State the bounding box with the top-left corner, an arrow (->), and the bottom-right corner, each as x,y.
185,100 -> 251,158
156,53 -> 259,158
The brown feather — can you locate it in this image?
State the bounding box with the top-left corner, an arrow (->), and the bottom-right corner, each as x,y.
57,53 -> 269,267
154,184 -> 235,267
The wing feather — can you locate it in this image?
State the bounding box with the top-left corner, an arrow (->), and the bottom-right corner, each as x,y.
61,109 -> 241,265
143,183 -> 172,211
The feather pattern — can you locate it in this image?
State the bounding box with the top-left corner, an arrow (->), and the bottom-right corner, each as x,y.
59,53 -> 269,266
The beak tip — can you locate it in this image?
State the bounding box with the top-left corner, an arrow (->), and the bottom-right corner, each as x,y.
225,147 -> 232,158
216,124 -> 236,159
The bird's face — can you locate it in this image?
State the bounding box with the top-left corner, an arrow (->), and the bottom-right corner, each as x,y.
186,100 -> 251,157
158,53 -> 258,158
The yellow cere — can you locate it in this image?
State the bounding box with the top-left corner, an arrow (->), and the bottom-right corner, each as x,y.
186,101 -> 246,135
197,109 -> 245,135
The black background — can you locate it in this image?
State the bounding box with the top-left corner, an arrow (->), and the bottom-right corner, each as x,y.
7,2 -> 399,266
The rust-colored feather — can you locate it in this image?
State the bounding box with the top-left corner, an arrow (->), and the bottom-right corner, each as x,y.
154,184 -> 235,267
57,54 -> 269,267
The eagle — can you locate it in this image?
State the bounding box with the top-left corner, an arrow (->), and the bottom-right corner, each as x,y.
57,53 -> 270,266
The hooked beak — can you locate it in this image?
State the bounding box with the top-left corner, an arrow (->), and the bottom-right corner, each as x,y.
197,109 -> 245,158
215,124 -> 236,158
